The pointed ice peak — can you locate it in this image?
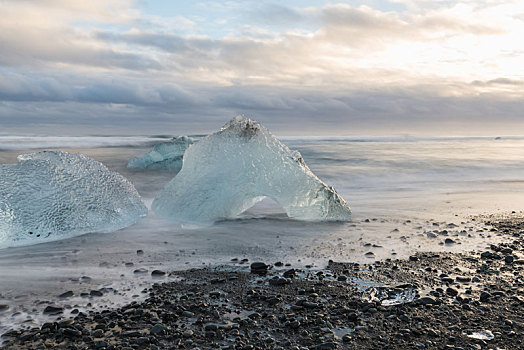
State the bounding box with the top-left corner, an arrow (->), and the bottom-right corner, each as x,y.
221,115 -> 263,138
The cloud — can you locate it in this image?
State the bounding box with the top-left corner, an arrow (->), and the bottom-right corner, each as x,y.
0,1 -> 523,135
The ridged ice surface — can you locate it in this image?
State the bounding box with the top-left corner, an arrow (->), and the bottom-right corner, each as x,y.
0,151 -> 147,248
152,116 -> 351,223
127,136 -> 194,171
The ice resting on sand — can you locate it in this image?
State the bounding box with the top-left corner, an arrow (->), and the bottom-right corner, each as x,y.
152,115 -> 351,224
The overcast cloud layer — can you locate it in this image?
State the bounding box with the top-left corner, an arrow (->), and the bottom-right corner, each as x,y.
0,0 -> 523,135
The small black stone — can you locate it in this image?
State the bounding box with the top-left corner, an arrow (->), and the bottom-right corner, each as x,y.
90,290 -> 104,297
63,327 -> 82,338
250,262 -> 269,275
480,291 -> 492,302
43,305 -> 63,315
446,287 -> 459,297
58,291 -> 74,298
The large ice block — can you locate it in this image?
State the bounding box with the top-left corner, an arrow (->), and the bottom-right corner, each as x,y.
152,116 -> 351,224
127,136 -> 194,171
0,151 -> 147,247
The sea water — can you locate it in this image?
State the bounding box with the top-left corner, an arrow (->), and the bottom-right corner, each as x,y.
1,135 -> 523,336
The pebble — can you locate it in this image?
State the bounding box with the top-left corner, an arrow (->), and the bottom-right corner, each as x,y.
480,291 -> 492,302
90,289 -> 104,297
42,305 -> 63,315
58,290 -> 74,298
268,276 -> 290,286
250,262 -> 269,275
446,287 -> 459,297
63,328 -> 82,338
150,323 -> 168,335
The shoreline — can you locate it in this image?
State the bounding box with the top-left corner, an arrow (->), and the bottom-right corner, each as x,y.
1,214 -> 523,349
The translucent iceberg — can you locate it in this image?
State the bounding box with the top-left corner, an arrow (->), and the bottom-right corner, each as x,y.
127,136 -> 194,171
0,151 -> 147,248
152,116 -> 351,223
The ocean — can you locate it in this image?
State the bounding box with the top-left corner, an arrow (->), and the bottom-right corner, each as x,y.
1,135 -> 523,337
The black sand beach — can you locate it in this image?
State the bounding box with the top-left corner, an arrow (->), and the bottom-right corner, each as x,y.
1,213 -> 523,349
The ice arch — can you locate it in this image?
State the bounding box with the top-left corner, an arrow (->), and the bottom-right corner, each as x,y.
152,116 -> 351,224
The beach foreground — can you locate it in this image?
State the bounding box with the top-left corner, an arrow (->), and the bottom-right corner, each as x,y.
1,213 -> 523,349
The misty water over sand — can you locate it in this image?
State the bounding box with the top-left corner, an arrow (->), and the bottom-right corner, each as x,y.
1,135 -> 524,336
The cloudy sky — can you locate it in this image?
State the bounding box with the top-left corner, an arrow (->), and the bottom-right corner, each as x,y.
0,0 -> 523,136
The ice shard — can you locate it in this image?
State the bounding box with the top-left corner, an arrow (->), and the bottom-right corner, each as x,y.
152,116 -> 351,224
127,136 -> 194,171
0,151 -> 147,248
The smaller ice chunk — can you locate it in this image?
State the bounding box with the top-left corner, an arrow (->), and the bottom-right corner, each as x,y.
127,136 -> 194,171
152,116 -> 351,224
0,151 -> 147,248
465,330 -> 494,341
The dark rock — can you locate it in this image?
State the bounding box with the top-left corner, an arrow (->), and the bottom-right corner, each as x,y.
43,305 -> 63,315
446,287 -> 459,297
416,296 -> 437,305
19,332 -> 35,341
456,276 -> 471,283
150,323 -> 168,335
122,330 -> 142,337
445,238 -> 456,244
92,329 -> 104,338
135,337 -> 149,345
268,276 -> 290,286
136,249 -> 144,255
313,342 -> 338,349
94,340 -> 108,348
133,268 -> 148,274
58,290 -> 74,298
63,327 -> 82,338
480,291 -> 492,302
251,262 -> 269,275
90,289 -> 104,297
283,269 -> 296,278
151,270 -> 166,277
0,304 -> 9,312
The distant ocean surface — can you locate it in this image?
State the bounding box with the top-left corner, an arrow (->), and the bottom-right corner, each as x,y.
1,135 -> 524,337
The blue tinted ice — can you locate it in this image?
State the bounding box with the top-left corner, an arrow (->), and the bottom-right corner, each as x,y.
152,116 -> 351,224
127,136 -> 194,171
0,151 -> 147,248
